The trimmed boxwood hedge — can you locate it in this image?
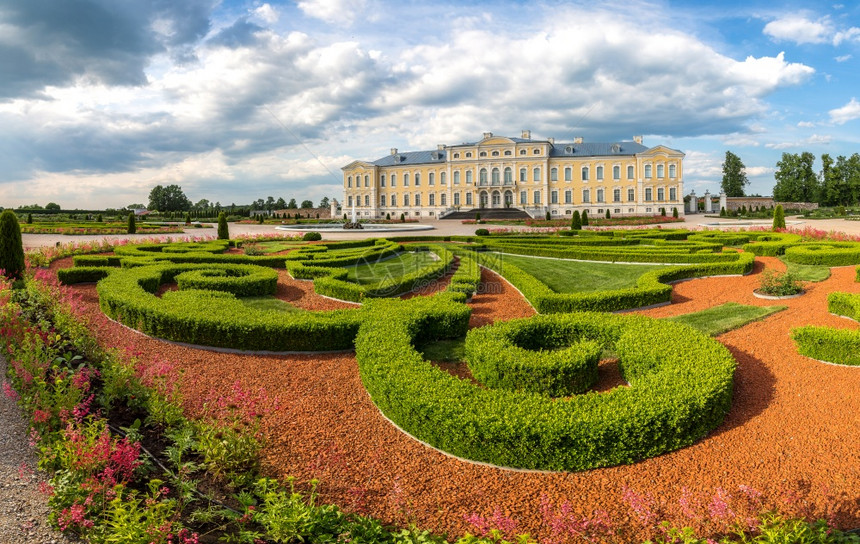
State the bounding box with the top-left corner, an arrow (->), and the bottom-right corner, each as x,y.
740,233 -> 802,256
174,266 -> 278,297
789,290 -> 860,366
465,318 -> 601,396
356,309 -> 736,471
782,242 -> 860,266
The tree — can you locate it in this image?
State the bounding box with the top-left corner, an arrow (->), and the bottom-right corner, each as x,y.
266,196 -> 276,211
773,152 -> 819,202
672,207 -> 679,218
571,210 -> 581,230
319,196 -> 330,209
127,213 -> 137,234
26,213 -> 32,224
772,204 -> 785,229
194,199 -> 210,210
275,197 -> 287,209
45,202 -> 61,211
148,185 -> 191,212
217,212 -> 229,240
127,203 -> 145,210
287,198 -> 298,209
0,210 -> 25,280
581,210 -> 589,226
300,200 -> 314,209
605,209 -> 611,219
721,151 -> 749,197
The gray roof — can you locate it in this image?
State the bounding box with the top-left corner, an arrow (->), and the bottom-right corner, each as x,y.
369,139 -> 651,167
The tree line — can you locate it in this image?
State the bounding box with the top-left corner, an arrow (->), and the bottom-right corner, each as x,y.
147,185 -> 330,213
721,150 -> 860,207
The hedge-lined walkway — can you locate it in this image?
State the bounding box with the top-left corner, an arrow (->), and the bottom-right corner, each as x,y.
52,255 -> 860,542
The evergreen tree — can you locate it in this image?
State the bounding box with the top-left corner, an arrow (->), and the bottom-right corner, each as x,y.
581,210 -> 589,226
605,209 -> 611,219
26,213 -> 32,224
217,212 -> 229,239
721,151 -> 749,197
672,207 -> 679,218
0,210 -> 25,280
772,204 -> 786,229
571,210 -> 582,230
720,207 -> 726,217
127,213 -> 137,234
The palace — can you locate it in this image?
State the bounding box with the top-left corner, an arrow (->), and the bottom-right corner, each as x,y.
341,131 -> 685,220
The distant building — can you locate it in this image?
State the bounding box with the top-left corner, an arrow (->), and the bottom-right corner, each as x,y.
341,131 -> 685,219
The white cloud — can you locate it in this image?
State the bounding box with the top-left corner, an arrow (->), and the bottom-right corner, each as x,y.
746,166 -> 775,177
252,4 -> 279,24
683,151 -> 723,179
764,15 -> 832,44
297,0 -> 369,25
721,134 -> 761,146
797,121 -> 816,127
765,134 -> 833,149
835,54 -> 852,62
829,98 -> 860,124
833,27 -> 860,45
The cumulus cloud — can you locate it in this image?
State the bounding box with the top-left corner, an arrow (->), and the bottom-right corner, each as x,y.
829,98 -> 860,124
746,166 -> 775,177
765,134 -> 833,149
297,0 -> 369,25
252,3 -> 279,24
763,13 -> 860,46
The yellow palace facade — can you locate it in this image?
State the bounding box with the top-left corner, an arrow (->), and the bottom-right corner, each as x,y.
341,131 -> 685,219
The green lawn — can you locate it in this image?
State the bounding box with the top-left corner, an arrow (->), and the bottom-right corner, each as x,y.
418,338 -> 466,362
250,241 -> 308,253
666,302 -> 785,336
238,296 -> 303,313
497,254 -> 669,293
345,251 -> 439,285
779,258 -> 831,282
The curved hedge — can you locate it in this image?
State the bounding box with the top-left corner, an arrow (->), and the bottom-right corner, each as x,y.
782,242 -> 860,266
740,233 -> 802,256
791,290 -> 860,366
357,310 -> 736,471
174,266 -> 278,297
465,319 -> 601,396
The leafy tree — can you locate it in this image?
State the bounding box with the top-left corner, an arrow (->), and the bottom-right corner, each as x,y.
581,210 -> 589,226
773,152 -> 819,202
721,151 -> 749,197
266,196 -> 276,210
300,200 -> 314,209
217,212 -> 229,240
0,210 -> 25,280
571,210 -> 581,230
127,213 -> 137,234
287,198 -> 298,209
96,214 -> 103,222
194,199 -> 210,210
148,185 -> 191,212
773,204 -> 786,229
319,196 -> 330,209
44,202 -> 61,211
275,197 -> 287,209
127,203 -> 145,210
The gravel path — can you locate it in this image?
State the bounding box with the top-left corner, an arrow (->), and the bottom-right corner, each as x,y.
0,356 -> 78,544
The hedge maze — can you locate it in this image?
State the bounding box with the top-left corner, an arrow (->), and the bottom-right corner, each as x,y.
54,228 -> 860,469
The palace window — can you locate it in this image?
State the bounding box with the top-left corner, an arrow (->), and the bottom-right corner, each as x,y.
492,150 -> 499,157
520,168 -> 527,182
613,165 -> 620,180
597,188 -> 604,203
479,168 -> 488,186
564,189 -> 572,204
364,175 -> 369,187
347,176 -> 352,188
466,170 -> 473,184
504,150 -> 512,156
504,167 -> 512,184
614,188 -> 621,202
533,148 -> 540,154
564,167 -> 572,181
645,188 -> 653,201
657,188 -> 664,201
441,193 -> 447,206
466,192 -> 473,206
415,193 -> 421,206
466,152 -> 472,158
551,190 -> 558,204
627,165 -> 634,179
380,196 -> 386,207
415,173 -> 420,186
348,196 -> 353,206
657,164 -> 664,178
582,167 -> 589,181
533,190 -> 541,204
429,194 -> 435,206
454,193 -> 460,206
669,187 -> 677,201
454,153 -> 460,159
644,164 -> 652,178
454,171 -> 460,185
582,189 -> 590,203
628,188 -> 635,201
403,194 -> 409,206
429,173 -> 435,185
440,172 -> 446,185
520,191 -> 527,205
381,175 -> 386,187
520,149 -> 527,155
364,195 -> 369,206
550,167 -> 558,181
391,173 -> 397,187
491,167 -> 500,185
404,173 -> 410,186
480,151 -> 487,157
596,166 -> 604,180
669,164 -> 677,178
533,167 -> 541,182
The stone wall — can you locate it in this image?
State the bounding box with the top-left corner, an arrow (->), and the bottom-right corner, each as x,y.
721,197 -> 819,213
273,207 -> 332,219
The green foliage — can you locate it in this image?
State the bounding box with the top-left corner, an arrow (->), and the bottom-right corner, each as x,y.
721,150 -> 750,197
581,209 -> 589,226
606,209 -> 612,219
218,211 -> 229,239
741,232 -> 801,256
773,152 -> 818,203
783,242 -> 860,266
27,212 -> 33,224
127,212 -> 136,234
96,213 -> 103,222
0,209 -> 25,280
148,184 -> 191,212
303,231 -> 322,241
772,204 -> 786,229
356,309 -> 736,470
475,228 -> 490,236
401,213 -> 406,222
545,210 -> 551,220
758,270 -> 803,296
571,210 -> 582,230
673,207 -> 679,218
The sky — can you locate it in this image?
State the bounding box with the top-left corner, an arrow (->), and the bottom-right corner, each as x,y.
2,0 -> 860,209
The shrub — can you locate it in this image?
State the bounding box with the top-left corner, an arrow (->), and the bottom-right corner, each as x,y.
475,228 -> 490,236
302,231 -> 322,241
0,209 -> 25,280
96,213 -> 103,222
27,213 -> 33,224
475,212 -> 481,222
581,209 -> 589,226
758,270 -> 802,296
773,204 -> 786,229
185,212 -> 191,225
400,213 -> 406,222
570,210 -> 581,230
720,206 -> 726,217
127,212 -> 137,234
660,207 -> 666,216
545,211 -> 551,221
673,207 -> 679,218
385,213 -> 390,220
217,212 -> 229,240
782,242 -> 860,266
605,209 -> 611,219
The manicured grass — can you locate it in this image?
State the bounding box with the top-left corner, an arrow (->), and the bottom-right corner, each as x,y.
418,338 -> 466,362
252,241 -> 308,253
345,251 -> 439,285
238,296 -> 303,313
779,258 -> 831,282
666,302 -> 786,336
497,254 -> 669,293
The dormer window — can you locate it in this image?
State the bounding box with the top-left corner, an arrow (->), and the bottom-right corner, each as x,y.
491,150 -> 499,157
504,150 -> 512,156
480,151 -> 487,157
611,144 -> 621,153
533,148 -> 540,154
565,146 -> 573,153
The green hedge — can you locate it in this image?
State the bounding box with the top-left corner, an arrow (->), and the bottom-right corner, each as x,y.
783,242 -> 860,266
356,310 -> 736,471
792,326 -> 860,366
741,233 -> 803,256
174,266 -> 278,297
465,318 -> 601,396
57,266 -> 113,285
687,231 -> 751,246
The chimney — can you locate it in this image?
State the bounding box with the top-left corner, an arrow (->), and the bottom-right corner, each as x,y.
483,131 -> 493,139
390,148 -> 398,155
548,137 -> 554,144
521,129 -> 531,139
633,136 -> 643,144
573,136 -> 583,144
437,144 -> 446,150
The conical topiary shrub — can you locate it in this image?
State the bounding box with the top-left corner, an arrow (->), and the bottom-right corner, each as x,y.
772,204 -> 786,230
0,210 -> 25,280
217,211 -> 229,239
571,210 -> 581,230
581,209 -> 589,226
127,212 -> 137,234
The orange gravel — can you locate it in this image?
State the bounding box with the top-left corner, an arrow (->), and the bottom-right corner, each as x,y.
51,255 -> 860,541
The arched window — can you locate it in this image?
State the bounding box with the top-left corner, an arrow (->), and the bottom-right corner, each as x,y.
466,152 -> 472,158
429,193 -> 435,206
491,168 -> 500,185
550,167 -> 558,181
466,170 -> 473,184
453,153 -> 460,159
582,167 -> 589,181
613,188 -> 621,202
453,171 -> 460,185
364,175 -> 369,187
627,165 -> 634,179
520,149 -> 527,155
582,189 -> 590,203
504,150 -> 512,156
480,151 -> 487,157
414,173 -> 420,186
657,164 -> 664,178
533,167 -> 541,182
596,166 -> 603,180
491,150 -> 499,157
564,167 -> 572,182
644,164 -> 652,178
415,193 -> 421,206
520,168 -> 527,182
504,167 -> 513,184
669,164 -> 677,178
404,173 -> 410,186
454,193 -> 460,206
403,194 -> 409,206
479,168 -> 488,186
466,192 -> 473,206
613,165 -> 620,180
429,172 -> 435,185
347,176 -> 352,188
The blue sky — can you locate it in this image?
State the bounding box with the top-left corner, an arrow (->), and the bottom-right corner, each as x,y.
1,0 -> 860,209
